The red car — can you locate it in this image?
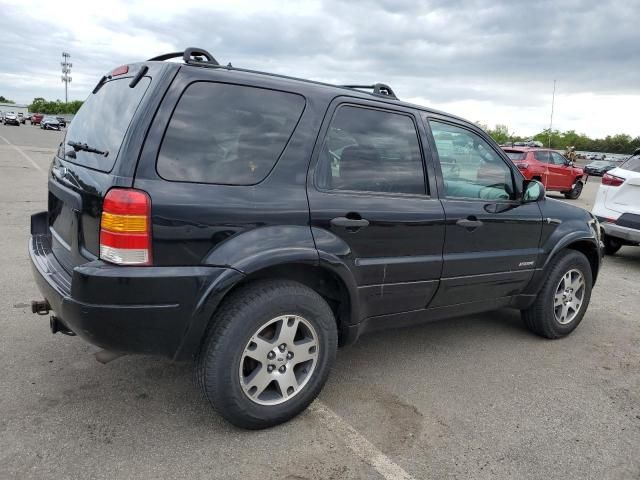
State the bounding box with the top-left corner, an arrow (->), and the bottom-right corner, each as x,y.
30,113 -> 44,125
503,147 -> 587,199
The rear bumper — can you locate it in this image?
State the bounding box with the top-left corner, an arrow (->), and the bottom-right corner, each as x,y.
29,215 -> 238,359
601,222 -> 640,243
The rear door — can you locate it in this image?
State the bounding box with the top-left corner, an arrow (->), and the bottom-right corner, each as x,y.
47,63 -> 167,272
532,150 -> 553,187
425,118 -> 543,307
308,100 -> 445,319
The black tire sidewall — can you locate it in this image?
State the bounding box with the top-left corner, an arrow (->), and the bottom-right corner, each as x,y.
604,235 -> 622,255
540,251 -> 593,337
203,281 -> 337,428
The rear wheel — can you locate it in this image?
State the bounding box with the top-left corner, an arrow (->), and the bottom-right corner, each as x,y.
195,279 -> 337,429
603,235 -> 622,255
564,180 -> 583,199
522,250 -> 592,339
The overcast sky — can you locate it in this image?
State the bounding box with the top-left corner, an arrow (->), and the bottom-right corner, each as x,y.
1,0 -> 639,137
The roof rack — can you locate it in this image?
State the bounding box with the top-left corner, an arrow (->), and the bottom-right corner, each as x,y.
148,47 -> 220,66
340,83 -> 398,100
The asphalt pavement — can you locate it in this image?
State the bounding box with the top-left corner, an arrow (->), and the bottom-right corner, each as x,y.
0,123 -> 638,480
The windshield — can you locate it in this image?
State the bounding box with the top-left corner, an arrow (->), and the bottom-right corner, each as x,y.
504,150 -> 526,160
621,155 -> 640,173
64,76 -> 151,172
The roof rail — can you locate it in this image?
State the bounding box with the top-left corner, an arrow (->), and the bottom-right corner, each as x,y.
340,83 -> 398,100
147,47 -> 220,66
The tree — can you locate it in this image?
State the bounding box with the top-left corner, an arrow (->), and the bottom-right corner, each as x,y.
0,95 -> 15,104
28,97 -> 83,114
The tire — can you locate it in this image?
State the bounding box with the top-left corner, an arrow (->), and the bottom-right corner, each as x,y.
603,235 -> 622,255
522,250 -> 592,339
564,180 -> 583,199
195,279 -> 338,429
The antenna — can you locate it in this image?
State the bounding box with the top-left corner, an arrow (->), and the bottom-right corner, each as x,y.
61,52 -> 72,103
548,79 -> 556,148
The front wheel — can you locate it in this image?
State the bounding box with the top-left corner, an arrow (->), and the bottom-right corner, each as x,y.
195,280 -> 338,429
564,180 -> 584,199
522,250 -> 592,339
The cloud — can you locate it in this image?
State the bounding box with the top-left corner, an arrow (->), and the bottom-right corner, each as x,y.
0,0 -> 638,137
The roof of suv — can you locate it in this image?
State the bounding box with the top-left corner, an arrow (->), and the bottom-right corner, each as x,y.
147,47 -> 473,128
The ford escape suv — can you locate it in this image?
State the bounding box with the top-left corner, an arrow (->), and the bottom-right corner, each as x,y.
29,48 -> 603,429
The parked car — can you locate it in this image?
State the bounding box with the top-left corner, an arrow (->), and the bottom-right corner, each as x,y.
28,47 -> 603,429
584,160 -> 616,176
3,112 -> 20,126
502,147 -> 587,199
30,113 -> 44,125
592,150 -> 640,254
18,113 -> 25,124
56,116 -> 67,128
40,116 -> 61,130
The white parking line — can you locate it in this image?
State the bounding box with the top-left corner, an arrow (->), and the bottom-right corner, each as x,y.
311,401 -> 416,480
0,134 -> 45,173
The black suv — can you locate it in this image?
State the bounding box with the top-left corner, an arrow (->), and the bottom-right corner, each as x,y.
29,48 -> 603,429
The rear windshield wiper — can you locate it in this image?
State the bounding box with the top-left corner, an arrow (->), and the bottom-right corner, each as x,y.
67,141 -> 109,157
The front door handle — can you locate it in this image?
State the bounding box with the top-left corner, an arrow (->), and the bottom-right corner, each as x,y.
330,216 -> 370,230
456,217 -> 483,231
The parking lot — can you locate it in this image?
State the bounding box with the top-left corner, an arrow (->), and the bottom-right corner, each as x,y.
0,124 -> 638,479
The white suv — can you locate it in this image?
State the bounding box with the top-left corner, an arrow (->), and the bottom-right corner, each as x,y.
592,149 -> 640,254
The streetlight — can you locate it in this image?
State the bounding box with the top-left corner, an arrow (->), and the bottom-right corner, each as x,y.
61,52 -> 72,103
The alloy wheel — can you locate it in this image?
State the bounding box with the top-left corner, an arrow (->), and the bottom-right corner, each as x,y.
554,269 -> 585,324
239,315 -> 319,405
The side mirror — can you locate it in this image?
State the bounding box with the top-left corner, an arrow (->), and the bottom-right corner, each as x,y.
523,179 -> 545,203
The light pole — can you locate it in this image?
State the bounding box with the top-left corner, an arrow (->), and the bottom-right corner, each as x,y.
61,52 -> 72,103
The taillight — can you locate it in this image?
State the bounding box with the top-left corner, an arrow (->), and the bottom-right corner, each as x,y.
516,162 -> 529,170
100,188 -> 152,265
110,65 -> 129,76
602,173 -> 625,187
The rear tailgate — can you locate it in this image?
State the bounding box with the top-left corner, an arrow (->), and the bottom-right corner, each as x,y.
604,166 -> 640,215
47,67 -> 156,273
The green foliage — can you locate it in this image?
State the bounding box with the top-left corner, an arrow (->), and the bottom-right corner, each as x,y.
0,95 -> 15,104
28,98 -> 83,115
478,123 -> 640,154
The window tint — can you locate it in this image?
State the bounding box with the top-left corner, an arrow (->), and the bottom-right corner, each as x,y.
550,152 -> 568,165
316,106 -> 425,195
65,77 -> 151,172
534,151 -> 551,163
429,120 -> 514,200
621,155 -> 640,173
504,150 -> 526,160
158,82 -> 305,185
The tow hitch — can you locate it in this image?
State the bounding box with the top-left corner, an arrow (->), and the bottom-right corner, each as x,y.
31,300 -> 50,315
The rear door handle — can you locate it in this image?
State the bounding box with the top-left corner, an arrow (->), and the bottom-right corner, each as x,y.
330,217 -> 370,230
456,217 -> 483,231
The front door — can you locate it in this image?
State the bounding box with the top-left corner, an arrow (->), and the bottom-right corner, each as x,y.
425,118 -> 543,307
548,151 -> 573,190
308,101 -> 445,319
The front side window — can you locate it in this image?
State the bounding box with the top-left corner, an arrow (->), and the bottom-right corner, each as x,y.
550,152 -> 568,165
316,106 -> 425,195
429,120 -> 514,200
158,82 -> 305,185
621,155 -> 640,173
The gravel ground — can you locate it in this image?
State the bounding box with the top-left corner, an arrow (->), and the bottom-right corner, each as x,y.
0,123 -> 638,480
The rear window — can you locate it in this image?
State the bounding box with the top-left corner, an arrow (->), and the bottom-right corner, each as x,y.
621,155 -> 640,173
64,77 -> 151,172
504,150 -> 526,161
157,82 -> 305,185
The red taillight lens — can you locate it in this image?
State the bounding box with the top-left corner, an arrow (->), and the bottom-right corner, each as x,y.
100,188 -> 152,265
602,173 -> 625,187
110,65 -> 129,76
516,162 -> 529,170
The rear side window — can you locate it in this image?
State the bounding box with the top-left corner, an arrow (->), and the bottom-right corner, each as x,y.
316,106 -> 425,195
621,155 -> 640,173
65,77 -> 151,172
157,82 -> 305,185
533,151 -> 551,163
